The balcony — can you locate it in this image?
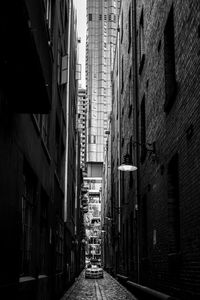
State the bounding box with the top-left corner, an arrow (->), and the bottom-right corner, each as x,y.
0,1 -> 52,112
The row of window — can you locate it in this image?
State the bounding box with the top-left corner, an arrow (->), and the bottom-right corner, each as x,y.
88,13 -> 116,22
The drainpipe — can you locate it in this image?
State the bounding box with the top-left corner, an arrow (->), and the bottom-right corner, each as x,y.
117,8 -> 121,274
133,0 -> 140,283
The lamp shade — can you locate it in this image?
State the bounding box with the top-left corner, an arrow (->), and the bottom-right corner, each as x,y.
118,153 -> 138,171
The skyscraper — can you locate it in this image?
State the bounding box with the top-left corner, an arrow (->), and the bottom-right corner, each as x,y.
86,0 -> 119,177
77,88 -> 87,174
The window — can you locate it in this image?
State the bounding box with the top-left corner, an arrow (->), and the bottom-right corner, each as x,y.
88,135 -> 96,144
20,162 -> 37,276
39,189 -> 48,274
139,9 -> 145,74
99,14 -> 102,21
167,154 -> 180,254
56,216 -> 64,271
140,95 -> 146,162
89,14 -> 92,21
164,5 -> 176,113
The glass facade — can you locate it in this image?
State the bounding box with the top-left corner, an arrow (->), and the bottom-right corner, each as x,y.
86,0 -> 119,163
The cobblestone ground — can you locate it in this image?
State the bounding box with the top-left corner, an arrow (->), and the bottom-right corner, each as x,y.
60,270 -> 137,300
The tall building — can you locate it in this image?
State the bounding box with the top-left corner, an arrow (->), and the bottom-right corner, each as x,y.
86,0 -> 119,178
77,88 -> 87,174
0,1 -> 80,299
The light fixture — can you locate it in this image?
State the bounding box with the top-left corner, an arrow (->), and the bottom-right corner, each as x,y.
118,141 -> 156,172
118,153 -> 137,171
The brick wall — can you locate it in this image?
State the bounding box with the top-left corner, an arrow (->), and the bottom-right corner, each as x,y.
137,0 -> 200,298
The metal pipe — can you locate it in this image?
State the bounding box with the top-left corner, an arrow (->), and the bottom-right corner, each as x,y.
133,0 -> 140,283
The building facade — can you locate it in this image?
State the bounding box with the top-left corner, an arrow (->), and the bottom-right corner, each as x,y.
86,0 -> 119,178
109,0 -> 200,299
110,0 -> 138,280
0,1 -> 80,299
135,1 -> 200,298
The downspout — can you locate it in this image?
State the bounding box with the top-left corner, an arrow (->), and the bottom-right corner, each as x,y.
64,0 -> 72,222
117,2 -> 121,275
133,0 -> 140,283
117,27 -> 121,238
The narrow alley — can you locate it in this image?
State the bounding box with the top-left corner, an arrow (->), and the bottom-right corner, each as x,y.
2,0 -> 200,299
60,271 -> 137,300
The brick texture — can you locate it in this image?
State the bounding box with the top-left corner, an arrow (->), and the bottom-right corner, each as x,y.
137,0 -> 200,299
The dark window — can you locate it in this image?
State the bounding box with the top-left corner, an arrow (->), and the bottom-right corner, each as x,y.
164,5 -> 176,113
167,154 -> 180,254
20,162 -> 37,276
56,216 -> 64,271
140,95 -> 146,162
89,13 -> 92,21
39,189 -> 49,274
99,14 -> 102,21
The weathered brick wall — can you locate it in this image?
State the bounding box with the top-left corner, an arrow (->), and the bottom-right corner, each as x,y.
137,0 -> 200,298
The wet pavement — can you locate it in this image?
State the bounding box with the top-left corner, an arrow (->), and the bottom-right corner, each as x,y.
60,270 -> 137,300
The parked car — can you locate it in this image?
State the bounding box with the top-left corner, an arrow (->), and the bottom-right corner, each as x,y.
85,264 -> 104,279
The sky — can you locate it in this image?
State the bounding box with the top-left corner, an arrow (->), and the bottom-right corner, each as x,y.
75,0 -> 86,88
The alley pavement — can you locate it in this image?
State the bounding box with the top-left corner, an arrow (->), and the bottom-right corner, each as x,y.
60,270 -> 137,300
